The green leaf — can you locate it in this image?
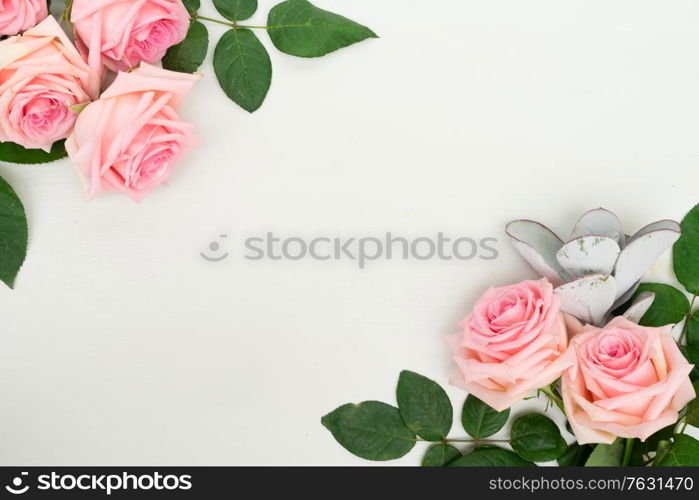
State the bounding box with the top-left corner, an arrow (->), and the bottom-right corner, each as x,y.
674,204 -> 699,295
654,440 -> 673,465
321,401 -> 416,461
630,425 -> 675,465
162,20 -> 209,73
214,29 -> 272,113
558,443 -> 593,466
421,443 -> 461,467
630,283 -> 691,327
0,175 -> 28,289
510,414 -> 566,462
685,381 -> 699,428
0,140 -> 67,165
213,0 -> 257,21
687,310 -> 699,346
182,0 -> 200,12
449,447 -> 534,467
681,345 -> 699,382
683,344 -> 699,366
461,395 -> 510,439
585,439 -> 624,466
267,0 -> 377,58
396,371 -> 452,441
658,434 -> 699,466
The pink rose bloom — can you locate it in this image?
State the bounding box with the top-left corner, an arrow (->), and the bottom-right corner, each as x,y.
66,63 -> 200,202
0,0 -> 48,36
0,16 -> 99,151
71,0 -> 190,73
562,316 -> 696,444
446,278 -> 574,411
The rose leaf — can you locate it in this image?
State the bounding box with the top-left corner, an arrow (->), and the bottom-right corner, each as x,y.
511,414 -> 567,462
267,0 -> 377,58
214,28 -> 272,113
421,443 -> 461,467
0,140 -> 67,165
0,175 -> 28,289
321,401 -> 416,461
449,447 -> 534,467
674,203 -> 699,295
162,20 -> 209,74
461,394 -> 510,439
213,0 -> 257,21
396,370 -> 452,442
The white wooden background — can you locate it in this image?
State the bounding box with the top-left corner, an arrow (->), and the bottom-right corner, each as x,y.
0,0 -> 698,465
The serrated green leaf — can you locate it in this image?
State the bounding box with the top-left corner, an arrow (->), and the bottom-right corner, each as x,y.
0,175 -> 28,289
0,140 -> 67,165
658,434 -> 699,466
585,439 -> 624,466
162,20 -> 208,73
630,283 -> 691,327
449,447 -> 534,467
558,443 -> 593,466
396,371 -> 452,441
510,414 -> 566,462
267,0 -> 377,58
182,0 -> 200,12
213,0 -> 257,21
685,381 -> 699,428
321,401 -> 416,461
421,443 -> 461,467
214,29 -> 272,113
461,395 -> 510,439
674,204 -> 699,295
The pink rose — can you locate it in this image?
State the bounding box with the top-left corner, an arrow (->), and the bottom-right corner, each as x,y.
66,63 -> 200,202
562,316 -> 696,444
446,278 -> 574,411
0,16 -> 99,151
0,0 -> 48,36
71,0 -> 190,73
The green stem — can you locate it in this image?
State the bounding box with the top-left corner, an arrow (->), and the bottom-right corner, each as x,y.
622,437 -> 635,466
540,384 -> 565,413
678,295 -> 697,346
191,14 -> 234,27
417,438 -> 510,444
191,14 -> 270,30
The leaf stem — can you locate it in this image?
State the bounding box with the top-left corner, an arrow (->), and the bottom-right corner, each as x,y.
678,294 -> 697,346
540,384 -> 565,413
621,437 -> 635,466
190,14 -> 269,30
191,14 -> 234,27
417,438 -> 510,444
